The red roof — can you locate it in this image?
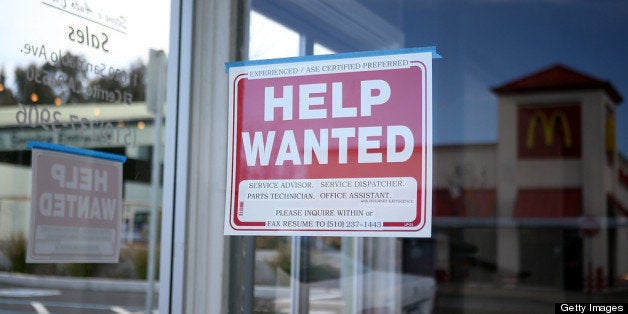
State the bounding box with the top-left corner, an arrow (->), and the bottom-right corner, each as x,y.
492,64 -> 622,104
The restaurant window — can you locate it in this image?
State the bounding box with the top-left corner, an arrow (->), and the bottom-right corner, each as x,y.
1,0 -> 627,313
233,1 -> 628,313
0,1 -> 170,313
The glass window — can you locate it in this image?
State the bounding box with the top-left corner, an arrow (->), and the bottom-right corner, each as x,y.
3,1 -> 627,313
249,11 -> 300,60
241,1 -> 628,313
0,1 -> 170,313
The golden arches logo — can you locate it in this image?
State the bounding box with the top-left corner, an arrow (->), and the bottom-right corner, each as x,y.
525,110 -> 573,149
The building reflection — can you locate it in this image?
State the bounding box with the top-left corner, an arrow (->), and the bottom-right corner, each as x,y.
248,64 -> 628,313
414,64 -> 628,312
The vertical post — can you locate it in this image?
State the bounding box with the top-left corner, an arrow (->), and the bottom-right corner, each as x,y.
288,34 -> 314,314
228,1 -> 255,312
229,236 -> 255,313
145,49 -> 167,314
290,236 -> 302,314
341,237 -> 363,313
290,236 -> 310,313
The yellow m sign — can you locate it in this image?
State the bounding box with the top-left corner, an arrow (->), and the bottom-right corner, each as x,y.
525,110 -> 573,149
518,105 -> 581,158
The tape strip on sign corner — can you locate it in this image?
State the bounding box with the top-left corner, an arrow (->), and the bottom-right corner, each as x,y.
225,46 -> 442,73
26,140 -> 127,163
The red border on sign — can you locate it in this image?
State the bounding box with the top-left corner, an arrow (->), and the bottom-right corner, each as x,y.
227,61 -> 430,233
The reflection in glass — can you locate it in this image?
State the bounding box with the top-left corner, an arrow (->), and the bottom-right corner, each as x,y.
0,0 -> 169,313
246,1 -> 628,313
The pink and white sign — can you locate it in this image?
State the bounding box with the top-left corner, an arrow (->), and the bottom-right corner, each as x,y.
225,48 -> 437,237
27,143 -> 124,263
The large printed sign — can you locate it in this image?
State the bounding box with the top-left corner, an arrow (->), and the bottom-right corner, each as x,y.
27,141 -> 125,263
224,48 -> 438,237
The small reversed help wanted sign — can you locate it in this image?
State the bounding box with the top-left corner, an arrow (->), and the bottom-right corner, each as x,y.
27,141 -> 126,263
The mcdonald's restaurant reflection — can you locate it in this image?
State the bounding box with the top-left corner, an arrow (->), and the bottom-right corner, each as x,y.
400,64 -> 627,309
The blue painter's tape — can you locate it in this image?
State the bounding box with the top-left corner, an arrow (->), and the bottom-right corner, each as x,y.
26,141 -> 127,163
225,46 -> 441,73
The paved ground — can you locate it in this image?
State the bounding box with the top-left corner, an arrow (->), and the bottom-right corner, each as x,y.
0,273 -> 157,314
1,272 -> 626,313
0,282 -> 156,314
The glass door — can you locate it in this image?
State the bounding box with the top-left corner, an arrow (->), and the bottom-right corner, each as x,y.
0,1 -> 171,313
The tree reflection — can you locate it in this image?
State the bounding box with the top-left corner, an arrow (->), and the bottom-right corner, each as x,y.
2,52 -> 146,106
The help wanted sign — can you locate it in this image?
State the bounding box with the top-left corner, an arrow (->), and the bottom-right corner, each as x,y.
225,48 -> 438,237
